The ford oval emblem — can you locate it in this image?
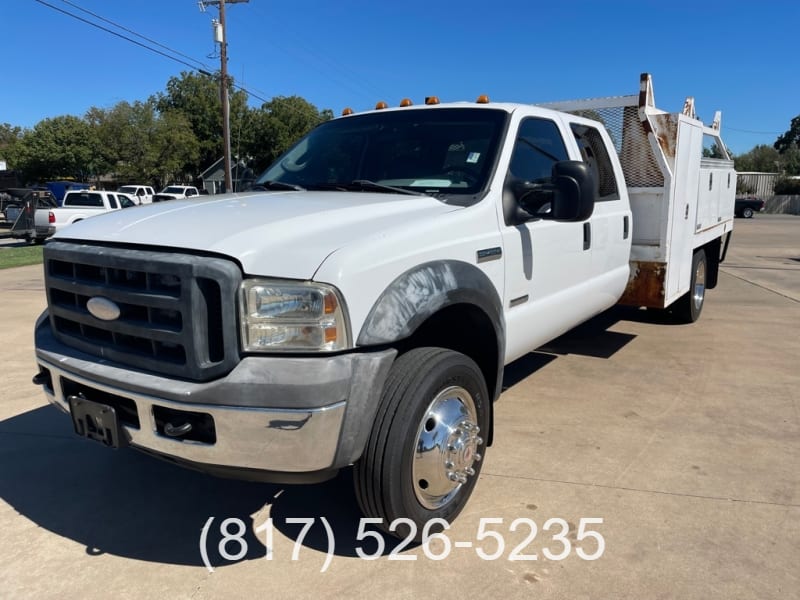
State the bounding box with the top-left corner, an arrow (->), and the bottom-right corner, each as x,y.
87,297 -> 121,321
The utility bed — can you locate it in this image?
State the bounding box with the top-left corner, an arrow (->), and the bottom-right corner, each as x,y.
540,74 -> 736,308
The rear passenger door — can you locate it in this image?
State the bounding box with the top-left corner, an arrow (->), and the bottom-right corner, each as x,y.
567,122 -> 631,294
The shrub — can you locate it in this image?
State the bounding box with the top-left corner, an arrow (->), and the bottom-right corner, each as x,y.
773,178 -> 800,195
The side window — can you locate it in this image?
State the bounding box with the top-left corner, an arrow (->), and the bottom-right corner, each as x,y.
108,194 -> 119,209
570,124 -> 620,201
508,118 -> 569,183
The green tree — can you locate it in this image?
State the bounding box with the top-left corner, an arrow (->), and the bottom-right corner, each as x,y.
0,123 -> 22,165
247,96 -> 333,171
733,145 -> 782,173
774,115 -> 800,153
149,110 -> 201,186
13,115 -> 101,182
153,71 -> 249,174
86,100 -> 200,186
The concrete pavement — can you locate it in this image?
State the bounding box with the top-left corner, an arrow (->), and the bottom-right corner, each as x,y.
0,215 -> 798,599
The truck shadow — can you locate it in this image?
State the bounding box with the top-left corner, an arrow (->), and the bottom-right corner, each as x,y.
0,405 -> 407,567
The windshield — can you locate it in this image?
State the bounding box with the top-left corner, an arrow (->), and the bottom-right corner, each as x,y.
255,107 -> 508,204
162,186 -> 185,194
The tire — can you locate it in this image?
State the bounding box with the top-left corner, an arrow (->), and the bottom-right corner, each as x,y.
674,249 -> 707,323
742,207 -> 754,218
354,347 -> 489,541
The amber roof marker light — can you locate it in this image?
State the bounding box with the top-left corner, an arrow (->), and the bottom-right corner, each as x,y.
476,95 -> 490,104
424,96 -> 440,105
341,107 -> 354,116
399,98 -> 413,107
375,101 -> 388,109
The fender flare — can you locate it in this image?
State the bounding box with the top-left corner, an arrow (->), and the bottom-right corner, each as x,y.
357,260 -> 505,403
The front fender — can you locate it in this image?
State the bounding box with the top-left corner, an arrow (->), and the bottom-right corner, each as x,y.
357,260 -> 504,349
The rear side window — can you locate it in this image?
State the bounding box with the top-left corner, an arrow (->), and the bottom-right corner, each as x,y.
108,195 -> 119,209
570,124 -> 620,201
65,192 -> 103,207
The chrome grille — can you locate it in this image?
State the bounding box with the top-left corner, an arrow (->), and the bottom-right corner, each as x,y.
44,241 -> 241,381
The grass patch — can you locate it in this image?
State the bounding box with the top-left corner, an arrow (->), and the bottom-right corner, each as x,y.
0,244 -> 44,269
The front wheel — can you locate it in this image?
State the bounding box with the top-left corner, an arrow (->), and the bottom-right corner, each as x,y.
743,207 -> 754,218
354,347 -> 489,541
674,249 -> 707,323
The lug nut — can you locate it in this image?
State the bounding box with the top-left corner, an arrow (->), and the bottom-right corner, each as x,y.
474,453 -> 482,462
464,467 -> 475,476
448,472 -> 459,482
445,461 -> 454,469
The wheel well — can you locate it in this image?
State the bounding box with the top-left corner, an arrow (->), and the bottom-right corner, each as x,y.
394,303 -> 501,404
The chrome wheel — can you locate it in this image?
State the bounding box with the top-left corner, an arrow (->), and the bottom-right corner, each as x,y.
692,258 -> 706,312
413,386 -> 483,510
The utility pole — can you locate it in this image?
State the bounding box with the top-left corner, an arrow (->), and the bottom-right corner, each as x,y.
199,0 -> 248,193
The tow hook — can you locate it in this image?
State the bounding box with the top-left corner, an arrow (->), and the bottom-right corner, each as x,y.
32,371 -> 49,386
164,422 -> 193,438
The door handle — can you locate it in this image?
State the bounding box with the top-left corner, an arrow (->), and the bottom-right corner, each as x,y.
583,222 -> 591,250
623,215 -> 629,239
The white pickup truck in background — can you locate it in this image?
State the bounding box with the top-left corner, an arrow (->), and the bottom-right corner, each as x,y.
48,189 -> 137,233
152,185 -> 200,202
117,185 -> 155,205
33,74 -> 735,540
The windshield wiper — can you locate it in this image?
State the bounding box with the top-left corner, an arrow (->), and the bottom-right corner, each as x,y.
252,180 -> 306,192
348,180 -> 425,196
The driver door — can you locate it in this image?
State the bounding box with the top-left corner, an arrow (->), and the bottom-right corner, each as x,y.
500,116 -> 595,362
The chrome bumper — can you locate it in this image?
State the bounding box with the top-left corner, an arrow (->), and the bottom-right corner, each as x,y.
40,358 -> 346,473
35,313 -> 397,478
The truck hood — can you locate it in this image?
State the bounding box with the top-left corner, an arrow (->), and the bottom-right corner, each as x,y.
55,191 -> 458,278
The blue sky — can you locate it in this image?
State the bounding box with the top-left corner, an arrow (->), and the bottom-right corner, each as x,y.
3,0 -> 798,155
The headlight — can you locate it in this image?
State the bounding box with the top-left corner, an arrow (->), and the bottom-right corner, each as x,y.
239,279 -> 351,352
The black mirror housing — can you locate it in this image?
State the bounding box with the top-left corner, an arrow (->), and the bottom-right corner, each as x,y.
549,161 -> 596,222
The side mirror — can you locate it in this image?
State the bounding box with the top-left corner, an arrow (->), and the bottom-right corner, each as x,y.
548,161 -> 596,222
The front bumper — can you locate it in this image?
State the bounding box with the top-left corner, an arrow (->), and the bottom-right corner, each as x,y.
35,314 -> 396,481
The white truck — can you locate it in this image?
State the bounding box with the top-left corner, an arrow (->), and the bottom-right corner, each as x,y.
33,74 -> 735,539
48,189 -> 137,233
152,185 -> 200,202
117,185 -> 155,205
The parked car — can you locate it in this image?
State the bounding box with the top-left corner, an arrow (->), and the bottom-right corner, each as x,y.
152,185 -> 199,202
49,190 -> 137,233
3,188 -> 59,243
117,185 -> 155,205
735,196 -> 765,218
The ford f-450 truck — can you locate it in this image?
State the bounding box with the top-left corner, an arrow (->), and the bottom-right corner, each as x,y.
33,74 -> 735,539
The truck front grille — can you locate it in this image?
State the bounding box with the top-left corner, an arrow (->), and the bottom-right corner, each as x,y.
44,241 -> 241,381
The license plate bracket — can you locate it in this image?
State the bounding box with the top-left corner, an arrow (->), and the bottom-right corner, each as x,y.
68,395 -> 127,449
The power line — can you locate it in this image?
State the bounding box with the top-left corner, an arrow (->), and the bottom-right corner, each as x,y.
726,127 -> 782,135
32,0 -> 269,104
58,0 -> 213,72
33,0 -> 204,73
